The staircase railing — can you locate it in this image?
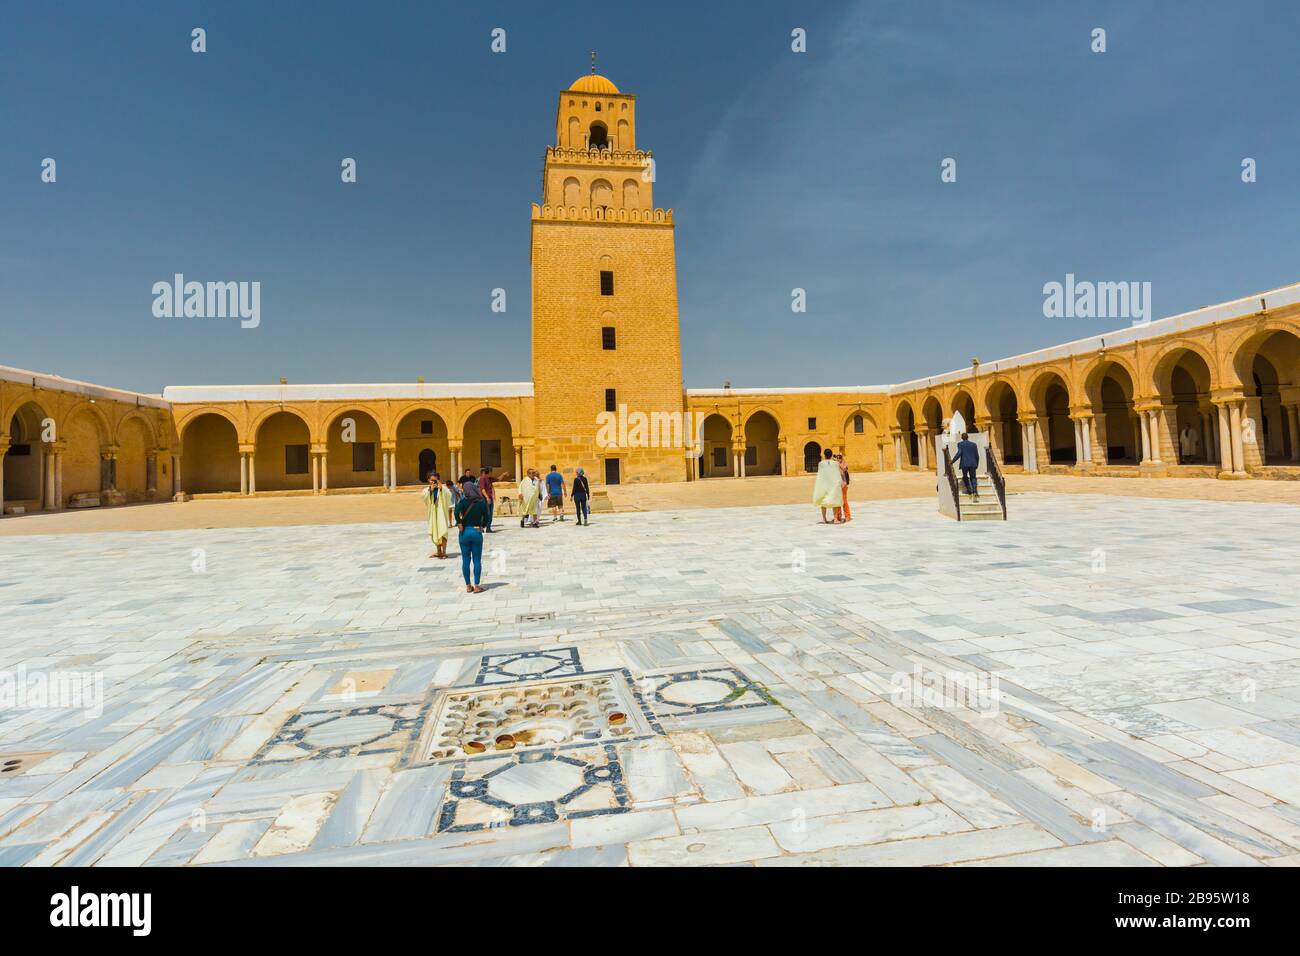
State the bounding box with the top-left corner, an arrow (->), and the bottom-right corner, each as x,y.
941,446 -> 962,521
986,445 -> 1008,520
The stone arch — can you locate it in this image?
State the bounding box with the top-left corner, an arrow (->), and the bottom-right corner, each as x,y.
249,404 -> 318,445
590,178 -> 613,209
622,178 -> 639,209
983,380 -> 1023,464
617,118 -> 630,149
1155,348 -> 1216,465
742,409 -> 781,475
700,413 -> 733,478
563,176 -> 580,207
325,408 -> 383,489
895,400 -> 918,467
1248,350 -> 1295,463
841,408 -> 878,472
393,407 -> 450,485
1149,340 -> 1218,397
1225,323 -> 1300,389
255,410 -> 312,492
802,441 -> 822,473
461,406 -> 515,478
588,120 -> 608,149
1085,360 -> 1139,465
116,415 -> 152,500
177,406 -> 241,444
61,403 -> 111,505
4,400 -> 51,506
949,389 -> 977,432
182,412 -> 241,494
1026,366 -> 1073,413
920,395 -> 943,432
115,409 -> 158,450
1082,353 -> 1139,405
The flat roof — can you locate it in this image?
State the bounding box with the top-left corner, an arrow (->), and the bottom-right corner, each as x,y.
0,364 -> 170,409
162,382 -> 535,403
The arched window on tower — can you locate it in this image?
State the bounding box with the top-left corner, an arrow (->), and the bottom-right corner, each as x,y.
588,121 -> 608,149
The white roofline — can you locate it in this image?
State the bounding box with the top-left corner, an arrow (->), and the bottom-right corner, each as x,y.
162,382 -> 535,403
0,364 -> 169,409
687,386 -> 891,396
888,280 -> 1300,393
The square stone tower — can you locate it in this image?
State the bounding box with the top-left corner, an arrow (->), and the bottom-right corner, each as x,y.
530,68 -> 686,484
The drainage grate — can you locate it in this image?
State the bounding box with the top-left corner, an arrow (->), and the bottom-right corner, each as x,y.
420,672 -> 657,762
516,611 -> 556,623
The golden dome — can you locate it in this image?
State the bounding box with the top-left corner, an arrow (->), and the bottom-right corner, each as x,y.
569,73 -> 619,94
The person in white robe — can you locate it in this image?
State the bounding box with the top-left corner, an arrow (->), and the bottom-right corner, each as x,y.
1179,423 -> 1199,462
518,469 -> 541,528
421,473 -> 452,558
812,448 -> 844,523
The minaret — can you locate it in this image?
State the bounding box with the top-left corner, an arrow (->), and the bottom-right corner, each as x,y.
530,66 -> 685,484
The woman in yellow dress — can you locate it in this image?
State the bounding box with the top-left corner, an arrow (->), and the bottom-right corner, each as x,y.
421,472 -> 452,558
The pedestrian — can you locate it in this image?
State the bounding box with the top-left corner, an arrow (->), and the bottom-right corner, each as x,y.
479,467 -> 496,532
835,453 -> 852,522
1179,422 -> 1199,463
545,464 -> 566,522
421,472 -> 451,559
812,448 -> 844,523
454,478 -> 490,594
572,466 -> 591,526
446,475 -> 462,509
519,468 -> 541,528
955,432 -> 980,499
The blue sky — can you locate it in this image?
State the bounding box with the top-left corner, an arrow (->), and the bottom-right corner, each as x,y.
4,1 -> 1298,393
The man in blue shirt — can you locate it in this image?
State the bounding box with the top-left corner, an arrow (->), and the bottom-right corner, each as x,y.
544,465 -> 566,522
955,433 -> 980,499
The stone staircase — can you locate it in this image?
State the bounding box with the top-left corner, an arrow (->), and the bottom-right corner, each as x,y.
958,474 -> 1004,521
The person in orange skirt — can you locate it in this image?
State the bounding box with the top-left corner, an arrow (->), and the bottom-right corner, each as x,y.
836,453 -> 852,522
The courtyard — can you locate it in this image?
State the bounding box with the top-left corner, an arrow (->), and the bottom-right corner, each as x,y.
2,481 -> 1300,866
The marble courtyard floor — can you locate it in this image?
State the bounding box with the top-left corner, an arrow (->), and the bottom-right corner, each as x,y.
3,492 -> 1300,866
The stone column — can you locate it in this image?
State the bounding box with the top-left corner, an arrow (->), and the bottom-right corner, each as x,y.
1138,412 -> 1151,464
311,455 -> 320,493
385,444 -> 398,490
240,454 -> 249,496
1147,410 -> 1164,464
1216,403 -> 1232,473
146,452 -> 157,497
382,450 -> 390,489
44,445 -> 55,510
320,451 -> 328,491
248,450 -> 256,494
173,455 -> 182,497
917,430 -> 930,471
1200,412 -> 1214,464
1082,416 -> 1094,463
781,446 -> 789,475
54,450 -> 63,509
1072,418 -> 1084,465
1229,401 -> 1246,474
1287,405 -> 1300,461
0,438 -> 7,517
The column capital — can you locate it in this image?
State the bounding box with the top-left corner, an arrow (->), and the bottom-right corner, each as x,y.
43,439 -> 68,453
1015,414 -> 1037,426
1211,387 -> 1246,405
238,444 -> 256,455
310,444 -> 328,455
1068,404 -> 1095,419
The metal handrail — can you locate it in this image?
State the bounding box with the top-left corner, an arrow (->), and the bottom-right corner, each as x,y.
986,446 -> 1008,520
941,446 -> 962,521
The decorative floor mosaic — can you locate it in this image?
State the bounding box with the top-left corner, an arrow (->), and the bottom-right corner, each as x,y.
3,494 -> 1300,866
